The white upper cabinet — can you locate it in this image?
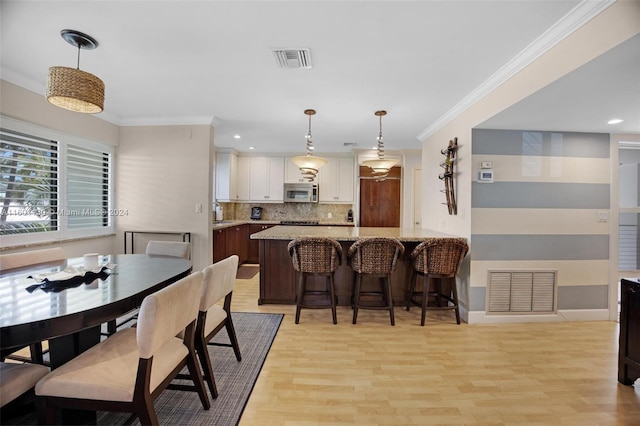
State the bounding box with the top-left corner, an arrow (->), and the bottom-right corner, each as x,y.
319,157 -> 355,203
249,157 -> 284,202
215,152 -> 238,202
236,156 -> 251,201
284,157 -> 309,183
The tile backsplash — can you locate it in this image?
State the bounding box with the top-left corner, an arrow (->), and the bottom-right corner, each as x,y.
219,202 -> 352,223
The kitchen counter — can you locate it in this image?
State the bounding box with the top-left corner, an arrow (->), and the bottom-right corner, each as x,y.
250,225 -> 459,241
212,220 -> 354,230
251,226 -> 466,306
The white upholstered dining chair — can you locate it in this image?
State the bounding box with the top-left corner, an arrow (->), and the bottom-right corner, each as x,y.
174,255 -> 241,399
105,240 -> 192,336
0,247 -> 65,271
145,240 -> 191,259
0,362 -> 49,408
0,247 -> 66,365
198,255 -> 242,398
35,271 -> 209,425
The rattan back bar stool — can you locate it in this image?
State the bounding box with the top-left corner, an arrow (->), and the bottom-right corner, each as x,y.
406,238 -> 469,325
347,238 -> 404,326
288,237 -> 343,324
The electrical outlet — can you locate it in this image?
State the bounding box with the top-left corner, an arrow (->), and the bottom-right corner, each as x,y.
195,203 -> 202,213
327,212 -> 332,219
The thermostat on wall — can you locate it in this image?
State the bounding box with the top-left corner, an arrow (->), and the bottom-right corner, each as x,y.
478,169 -> 494,183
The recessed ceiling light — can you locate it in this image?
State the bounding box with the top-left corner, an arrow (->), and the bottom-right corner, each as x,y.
608,118 -> 624,125
249,146 -> 255,150
234,134 -> 241,139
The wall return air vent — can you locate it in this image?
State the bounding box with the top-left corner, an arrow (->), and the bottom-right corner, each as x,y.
272,48 -> 312,69
487,270 -> 557,314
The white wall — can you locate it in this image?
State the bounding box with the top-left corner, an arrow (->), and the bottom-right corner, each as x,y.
116,125 -> 214,270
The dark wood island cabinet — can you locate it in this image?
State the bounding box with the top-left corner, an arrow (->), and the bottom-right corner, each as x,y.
619,278 -> 640,385
251,225 -> 465,306
248,223 -> 275,263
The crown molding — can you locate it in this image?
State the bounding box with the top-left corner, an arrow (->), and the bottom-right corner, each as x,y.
119,116 -> 217,127
416,0 -> 616,141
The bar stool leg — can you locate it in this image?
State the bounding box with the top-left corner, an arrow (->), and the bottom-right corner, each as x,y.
384,275 -> 395,326
295,273 -> 305,324
450,277 -> 461,324
328,275 -> 337,324
352,274 -> 362,324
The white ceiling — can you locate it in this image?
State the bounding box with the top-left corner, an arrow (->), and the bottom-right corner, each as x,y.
478,32 -> 640,135
1,1 -> 637,155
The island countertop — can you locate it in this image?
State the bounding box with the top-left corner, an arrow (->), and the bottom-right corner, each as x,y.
250,225 -> 464,242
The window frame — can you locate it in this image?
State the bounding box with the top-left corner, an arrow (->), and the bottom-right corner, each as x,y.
0,116 -> 115,247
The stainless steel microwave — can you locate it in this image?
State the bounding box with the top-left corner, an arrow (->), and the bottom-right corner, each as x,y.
284,183 -> 318,203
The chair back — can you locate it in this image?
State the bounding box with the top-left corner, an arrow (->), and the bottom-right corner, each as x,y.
201,255 -> 239,312
287,237 -> 342,274
0,247 -> 65,271
410,238 -> 468,276
136,271 -> 202,359
145,240 -> 190,259
347,238 -> 405,274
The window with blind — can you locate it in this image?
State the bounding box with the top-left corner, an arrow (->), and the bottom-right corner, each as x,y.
1,116 -> 114,244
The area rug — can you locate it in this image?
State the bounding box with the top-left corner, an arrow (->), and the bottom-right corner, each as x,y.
236,264 -> 259,280
4,312 -> 283,426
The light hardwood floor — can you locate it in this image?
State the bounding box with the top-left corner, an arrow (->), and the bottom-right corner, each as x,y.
232,268 -> 639,425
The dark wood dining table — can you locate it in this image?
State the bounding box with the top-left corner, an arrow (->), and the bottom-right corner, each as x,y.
0,253 -> 192,369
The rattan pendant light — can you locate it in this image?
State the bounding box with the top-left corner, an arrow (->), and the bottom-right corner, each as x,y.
46,29 -> 104,114
291,109 -> 327,182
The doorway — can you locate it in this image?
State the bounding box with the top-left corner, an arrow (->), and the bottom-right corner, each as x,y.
618,145 -> 640,320
359,166 -> 401,227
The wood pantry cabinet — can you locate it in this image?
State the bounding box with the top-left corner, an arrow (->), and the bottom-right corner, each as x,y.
247,223 -> 275,263
319,157 -> 354,203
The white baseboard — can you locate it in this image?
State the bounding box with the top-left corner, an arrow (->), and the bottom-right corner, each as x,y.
466,309 -> 610,324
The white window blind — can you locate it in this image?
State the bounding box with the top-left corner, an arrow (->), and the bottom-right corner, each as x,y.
0,127 -> 59,234
66,144 -> 111,230
0,116 -> 114,245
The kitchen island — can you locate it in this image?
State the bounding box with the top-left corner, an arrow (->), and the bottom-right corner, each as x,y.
250,225 -> 465,305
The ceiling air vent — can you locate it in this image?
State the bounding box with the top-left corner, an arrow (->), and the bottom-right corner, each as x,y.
272,49 -> 312,69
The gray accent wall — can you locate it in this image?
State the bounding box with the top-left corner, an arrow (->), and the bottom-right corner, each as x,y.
469,287 -> 488,312
557,285 -> 609,310
472,182 -> 609,209
471,128 -> 610,318
471,235 -> 609,261
472,129 -> 610,158
468,285 -> 609,311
